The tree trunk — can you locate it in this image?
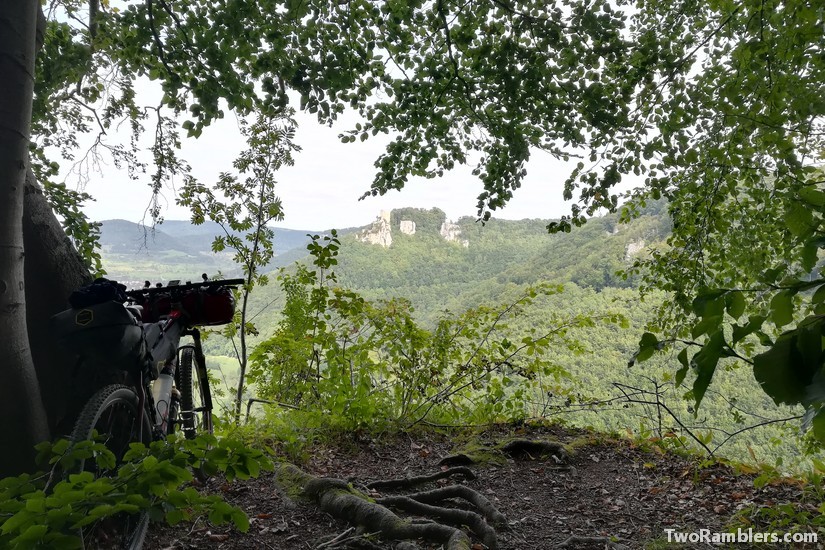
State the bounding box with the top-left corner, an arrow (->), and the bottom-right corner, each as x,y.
23,169 -> 93,435
0,0 -> 50,476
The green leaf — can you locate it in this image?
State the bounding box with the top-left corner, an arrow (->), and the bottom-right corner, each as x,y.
725,291 -> 746,320
732,315 -> 766,344
692,331 -> 724,409
166,509 -> 185,525
675,348 -> 689,386
812,408 -> 825,444
692,289 -> 726,318
231,508 -> 250,532
637,332 -> 656,347
11,524 -> 47,544
812,283 -> 825,305
785,201 -> 815,238
1,510 -> 33,535
753,331 -> 818,406
631,332 -> 659,364
769,290 -> 795,328
799,187 -> 825,207
801,242 -> 818,273
692,316 -> 721,338
45,533 -> 83,550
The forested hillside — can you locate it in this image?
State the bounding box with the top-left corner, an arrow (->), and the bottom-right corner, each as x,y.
118,204 -> 806,471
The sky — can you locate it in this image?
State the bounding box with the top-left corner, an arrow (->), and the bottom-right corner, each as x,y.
70,107 -> 581,231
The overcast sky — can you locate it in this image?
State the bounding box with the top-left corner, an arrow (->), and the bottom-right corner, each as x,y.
72,107 -> 579,231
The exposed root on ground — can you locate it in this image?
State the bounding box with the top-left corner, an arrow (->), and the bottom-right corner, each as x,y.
275,463 -> 505,550
365,466 -> 476,491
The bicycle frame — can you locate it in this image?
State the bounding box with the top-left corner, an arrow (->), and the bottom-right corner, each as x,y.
138,313 -> 213,439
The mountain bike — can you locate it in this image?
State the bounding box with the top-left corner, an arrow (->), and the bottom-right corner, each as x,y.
51,275 -> 244,549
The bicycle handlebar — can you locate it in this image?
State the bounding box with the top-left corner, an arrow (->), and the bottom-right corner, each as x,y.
125,277 -> 246,299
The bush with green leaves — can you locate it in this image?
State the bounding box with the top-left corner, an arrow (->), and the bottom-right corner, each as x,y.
247,233 -> 627,428
0,434 -> 272,549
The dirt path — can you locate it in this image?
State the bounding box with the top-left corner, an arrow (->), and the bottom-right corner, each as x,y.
145,425 -> 818,549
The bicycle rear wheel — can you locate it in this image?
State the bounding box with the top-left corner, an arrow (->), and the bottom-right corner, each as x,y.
177,347 -> 214,438
70,384 -> 152,550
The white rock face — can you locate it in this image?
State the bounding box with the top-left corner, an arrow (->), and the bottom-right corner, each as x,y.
357,216 -> 393,248
624,239 -> 645,261
440,221 -> 469,247
399,220 -> 416,235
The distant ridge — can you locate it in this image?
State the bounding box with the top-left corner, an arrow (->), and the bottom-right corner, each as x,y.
98,219 -> 330,280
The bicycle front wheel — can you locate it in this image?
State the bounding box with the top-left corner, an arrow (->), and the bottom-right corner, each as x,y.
70,384 -> 152,550
177,347 -> 214,438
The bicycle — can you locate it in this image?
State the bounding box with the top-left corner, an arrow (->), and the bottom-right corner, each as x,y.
51,275 -> 244,549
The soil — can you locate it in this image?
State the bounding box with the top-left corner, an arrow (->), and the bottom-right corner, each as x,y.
144,424 -> 820,550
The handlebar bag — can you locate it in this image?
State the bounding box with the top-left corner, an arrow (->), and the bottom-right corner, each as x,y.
51,300 -> 147,372
180,286 -> 236,325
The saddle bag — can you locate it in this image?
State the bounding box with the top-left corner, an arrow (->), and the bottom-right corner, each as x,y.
51,301 -> 148,372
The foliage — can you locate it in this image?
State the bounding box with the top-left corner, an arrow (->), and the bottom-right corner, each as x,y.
35,0 -> 713,228
246,233 -> 628,429
0,434 -> 271,549
178,110 -> 299,422
604,0 -> 825,441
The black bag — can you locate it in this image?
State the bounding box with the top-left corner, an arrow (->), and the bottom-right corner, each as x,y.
51,300 -> 149,375
68,278 -> 128,308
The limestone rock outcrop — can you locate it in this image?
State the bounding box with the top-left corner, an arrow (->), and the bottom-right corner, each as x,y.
440,221 -> 469,248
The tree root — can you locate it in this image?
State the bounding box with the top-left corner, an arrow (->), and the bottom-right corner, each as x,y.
376,495 -> 498,549
365,466 -> 476,491
411,486 -> 507,527
275,463 -> 505,550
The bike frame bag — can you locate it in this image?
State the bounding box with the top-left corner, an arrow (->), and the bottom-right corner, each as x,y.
51,300 -> 148,373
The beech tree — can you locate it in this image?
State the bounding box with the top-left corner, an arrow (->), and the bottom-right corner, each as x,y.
1,0 -> 823,476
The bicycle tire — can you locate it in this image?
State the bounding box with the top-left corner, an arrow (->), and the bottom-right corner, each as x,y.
178,347 -> 213,438
70,384 -> 152,550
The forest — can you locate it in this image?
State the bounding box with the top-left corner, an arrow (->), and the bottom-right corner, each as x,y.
1,0 -> 824,548
175,203 -> 806,472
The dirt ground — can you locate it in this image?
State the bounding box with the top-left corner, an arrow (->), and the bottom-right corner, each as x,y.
145,424 -> 821,549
